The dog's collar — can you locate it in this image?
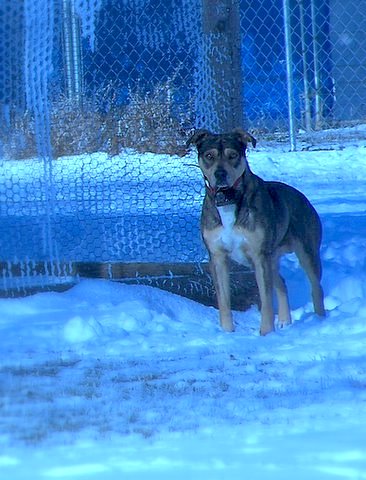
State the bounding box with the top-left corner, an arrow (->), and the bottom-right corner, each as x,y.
204,175 -> 243,207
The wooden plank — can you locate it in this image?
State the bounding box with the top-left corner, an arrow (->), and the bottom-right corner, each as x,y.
0,260 -> 77,298
75,261 -> 259,311
0,260 -> 76,278
0,283 -> 75,299
0,260 -> 259,311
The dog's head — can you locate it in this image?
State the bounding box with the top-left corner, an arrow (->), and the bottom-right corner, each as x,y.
187,128 -> 256,191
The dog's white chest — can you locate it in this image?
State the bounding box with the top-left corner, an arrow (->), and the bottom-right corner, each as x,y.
216,205 -> 249,265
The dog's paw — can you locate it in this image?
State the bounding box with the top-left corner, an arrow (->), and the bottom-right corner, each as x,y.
221,321 -> 235,333
259,323 -> 275,336
278,318 -> 292,329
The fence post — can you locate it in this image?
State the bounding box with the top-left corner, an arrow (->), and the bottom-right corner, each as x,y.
298,0 -> 312,132
282,0 -> 297,151
62,0 -> 82,105
310,0 -> 322,129
202,0 -> 244,132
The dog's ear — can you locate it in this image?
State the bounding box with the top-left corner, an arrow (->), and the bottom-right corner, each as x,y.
232,128 -> 257,149
186,129 -> 212,148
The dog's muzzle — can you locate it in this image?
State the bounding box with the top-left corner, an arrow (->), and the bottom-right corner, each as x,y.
214,187 -> 239,206
204,176 -> 242,207
214,167 -> 228,186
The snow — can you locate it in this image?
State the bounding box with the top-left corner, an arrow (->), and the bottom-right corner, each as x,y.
1,131 -> 366,479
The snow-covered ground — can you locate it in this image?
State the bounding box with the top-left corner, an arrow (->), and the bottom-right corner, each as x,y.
1,129 -> 366,479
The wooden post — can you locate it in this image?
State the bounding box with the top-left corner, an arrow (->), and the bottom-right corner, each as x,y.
202,0 -> 244,132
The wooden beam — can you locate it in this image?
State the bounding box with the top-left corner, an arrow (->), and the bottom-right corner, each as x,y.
0,261 -> 259,311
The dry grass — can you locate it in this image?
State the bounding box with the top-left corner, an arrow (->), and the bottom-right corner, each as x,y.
2,80 -> 192,160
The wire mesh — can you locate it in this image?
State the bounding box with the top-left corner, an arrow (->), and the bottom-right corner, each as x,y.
0,0 -> 366,291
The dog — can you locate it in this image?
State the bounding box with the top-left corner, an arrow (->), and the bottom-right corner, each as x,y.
187,128 -> 325,335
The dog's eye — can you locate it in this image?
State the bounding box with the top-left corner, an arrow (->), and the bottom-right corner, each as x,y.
204,152 -> 214,163
228,152 -> 239,161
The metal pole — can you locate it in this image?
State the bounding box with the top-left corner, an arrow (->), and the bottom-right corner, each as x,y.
310,0 -> 322,129
298,0 -> 312,131
62,0 -> 74,101
70,0 -> 82,105
62,0 -> 82,104
282,0 -> 297,151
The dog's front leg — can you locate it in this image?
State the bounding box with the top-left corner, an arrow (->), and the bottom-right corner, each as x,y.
210,252 -> 234,332
253,254 -> 275,335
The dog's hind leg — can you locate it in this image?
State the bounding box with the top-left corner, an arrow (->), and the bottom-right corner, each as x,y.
253,254 -> 275,335
209,252 -> 235,332
295,242 -> 325,317
272,261 -> 292,327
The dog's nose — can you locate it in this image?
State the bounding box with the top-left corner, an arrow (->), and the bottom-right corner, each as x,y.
214,167 -> 227,185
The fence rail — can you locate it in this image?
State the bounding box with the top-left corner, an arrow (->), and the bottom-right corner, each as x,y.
0,0 -> 365,291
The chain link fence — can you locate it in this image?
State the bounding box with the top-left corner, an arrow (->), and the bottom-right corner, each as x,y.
0,0 -> 366,293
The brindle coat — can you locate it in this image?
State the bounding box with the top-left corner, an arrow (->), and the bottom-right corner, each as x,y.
187,128 -> 325,335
